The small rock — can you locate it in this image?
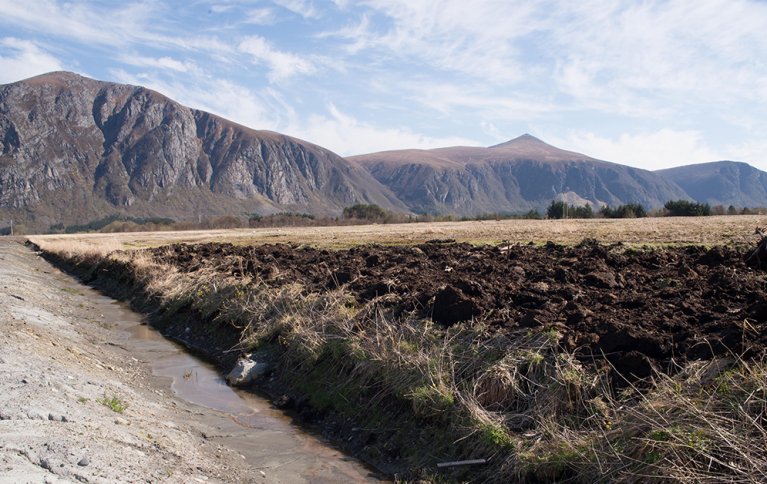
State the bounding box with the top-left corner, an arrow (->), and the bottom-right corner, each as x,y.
40,458 -> 52,470
226,353 -> 271,387
114,417 -> 129,425
20,378 -> 28,384
77,457 -> 90,467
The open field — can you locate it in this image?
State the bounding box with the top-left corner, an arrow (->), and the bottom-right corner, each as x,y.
29,215 -> 767,252
27,216 -> 767,482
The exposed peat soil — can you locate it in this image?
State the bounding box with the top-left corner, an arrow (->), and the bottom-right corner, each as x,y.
150,240 -> 767,381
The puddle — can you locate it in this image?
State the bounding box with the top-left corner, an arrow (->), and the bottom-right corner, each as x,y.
68,287 -> 383,483
126,317 -> 284,431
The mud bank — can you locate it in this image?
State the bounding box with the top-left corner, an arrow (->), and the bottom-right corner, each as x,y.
31,239 -> 767,483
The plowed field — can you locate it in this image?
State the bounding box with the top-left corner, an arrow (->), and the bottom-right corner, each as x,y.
151,241 -> 767,380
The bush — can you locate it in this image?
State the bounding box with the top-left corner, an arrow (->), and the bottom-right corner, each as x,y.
547,201 -> 593,219
664,200 -> 711,217
600,203 -> 647,218
342,204 -> 389,221
249,212 -> 317,228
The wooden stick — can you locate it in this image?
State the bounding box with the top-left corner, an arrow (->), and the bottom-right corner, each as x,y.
436,458 -> 488,468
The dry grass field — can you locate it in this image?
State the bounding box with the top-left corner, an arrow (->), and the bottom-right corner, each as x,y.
29,215 -> 767,252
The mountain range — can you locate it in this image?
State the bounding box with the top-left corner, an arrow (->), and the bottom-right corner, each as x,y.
350,135 -> 689,215
1,72 -> 765,232
0,72 -> 404,231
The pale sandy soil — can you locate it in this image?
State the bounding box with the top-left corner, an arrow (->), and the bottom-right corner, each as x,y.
29,215 -> 767,252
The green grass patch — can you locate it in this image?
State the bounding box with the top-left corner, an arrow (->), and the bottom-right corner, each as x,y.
97,394 -> 128,413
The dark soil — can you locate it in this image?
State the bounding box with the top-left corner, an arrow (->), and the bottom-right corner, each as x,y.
150,240 -> 767,380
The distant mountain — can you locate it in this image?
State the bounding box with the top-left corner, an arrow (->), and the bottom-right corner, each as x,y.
656,161 -> 767,208
350,135 -> 689,215
3,71 -> 765,233
0,72 -> 405,231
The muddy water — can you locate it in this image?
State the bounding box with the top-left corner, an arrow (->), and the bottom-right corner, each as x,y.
70,284 -> 383,482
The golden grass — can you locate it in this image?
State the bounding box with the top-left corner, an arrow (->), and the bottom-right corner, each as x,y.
27,214 -> 767,253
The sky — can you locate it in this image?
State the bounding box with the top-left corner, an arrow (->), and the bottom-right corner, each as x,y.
0,0 -> 766,171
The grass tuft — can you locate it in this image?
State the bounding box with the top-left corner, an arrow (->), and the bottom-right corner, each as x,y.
97,394 -> 128,414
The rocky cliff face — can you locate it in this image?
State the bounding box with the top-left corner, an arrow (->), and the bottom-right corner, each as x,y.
656,161 -> 767,208
0,72 -> 404,231
351,135 -> 690,215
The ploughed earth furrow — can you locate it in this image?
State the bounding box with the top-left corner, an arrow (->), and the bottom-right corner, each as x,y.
150,241 -> 767,379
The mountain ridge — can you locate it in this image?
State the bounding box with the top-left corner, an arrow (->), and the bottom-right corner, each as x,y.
0,71 -> 406,231
350,138 -> 690,215
656,161 -> 767,208
2,71 -> 767,232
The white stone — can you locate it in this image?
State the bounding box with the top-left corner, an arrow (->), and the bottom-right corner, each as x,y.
225,355 -> 270,387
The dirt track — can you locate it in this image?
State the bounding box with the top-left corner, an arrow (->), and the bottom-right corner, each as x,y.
0,240 -> 378,483
152,240 -> 767,380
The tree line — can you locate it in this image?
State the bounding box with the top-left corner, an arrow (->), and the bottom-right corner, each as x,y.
32,200 -> 767,235
544,199 -> 767,219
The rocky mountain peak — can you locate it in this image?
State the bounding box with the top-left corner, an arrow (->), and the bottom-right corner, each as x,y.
0,72 -> 405,231
489,133 -> 546,149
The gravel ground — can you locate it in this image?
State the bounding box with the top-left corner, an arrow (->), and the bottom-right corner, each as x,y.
0,239 -> 377,483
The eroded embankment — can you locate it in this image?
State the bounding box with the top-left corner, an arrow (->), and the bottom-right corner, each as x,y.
34,239 -> 767,482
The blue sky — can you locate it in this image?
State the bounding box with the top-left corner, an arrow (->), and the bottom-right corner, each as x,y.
1,0 -> 766,170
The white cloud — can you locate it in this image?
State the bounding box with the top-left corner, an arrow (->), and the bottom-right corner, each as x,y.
272,0 -> 319,19
329,0 -> 541,83
551,129 -> 723,170
0,0 -> 236,61
118,55 -> 200,74
209,4 -> 234,14
244,8 -> 276,24
547,1 -> 767,112
404,81 -> 557,119
331,0 -> 767,119
107,69 -> 290,131
0,0 -> 154,47
480,121 -> 503,141
727,140 -> 767,171
292,103 -> 478,156
238,36 -> 315,82
0,38 -> 64,83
